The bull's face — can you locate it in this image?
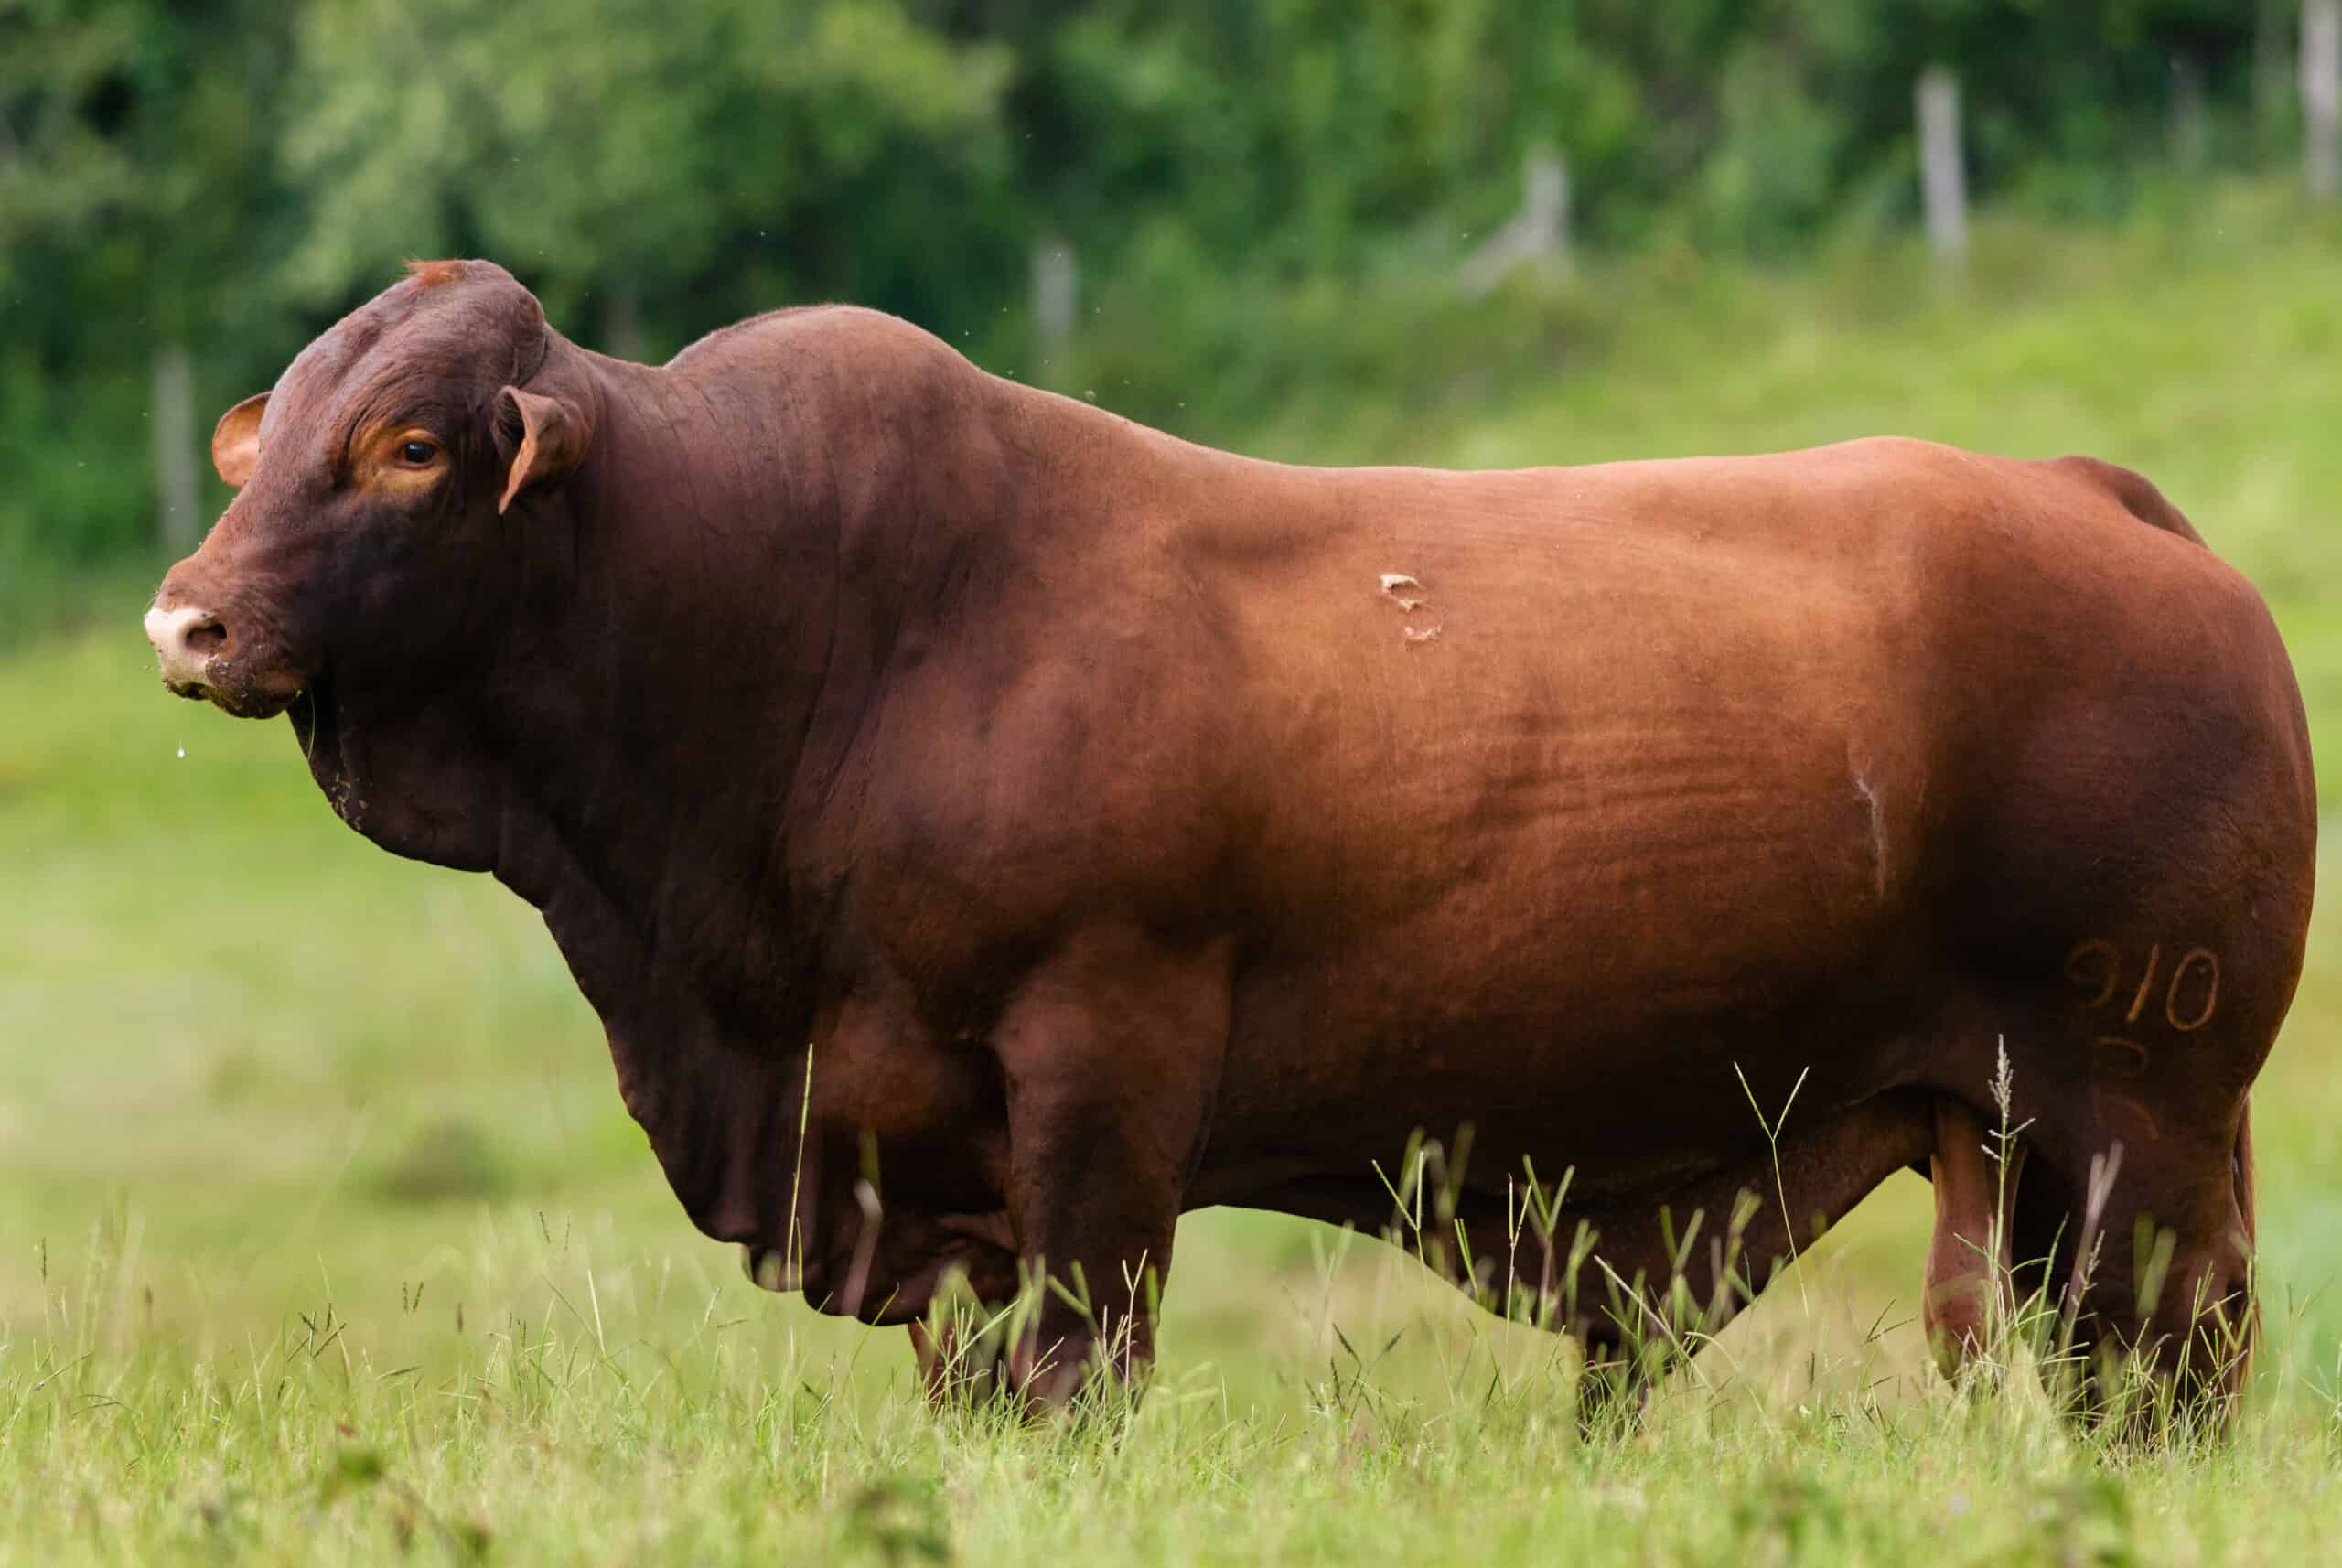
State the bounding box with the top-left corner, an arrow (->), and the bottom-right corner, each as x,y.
145,260 -> 592,725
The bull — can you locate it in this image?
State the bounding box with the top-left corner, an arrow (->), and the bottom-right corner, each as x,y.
147,261 -> 2315,1420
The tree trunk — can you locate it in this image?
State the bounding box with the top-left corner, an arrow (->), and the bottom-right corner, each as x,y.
1457,145 -> 1571,296
1031,235 -> 1077,390
1916,67 -> 1968,266
2256,0 -> 2294,162
2306,0 -> 2341,199
152,343 -> 200,552
2172,54 -> 2208,171
601,282 -> 649,363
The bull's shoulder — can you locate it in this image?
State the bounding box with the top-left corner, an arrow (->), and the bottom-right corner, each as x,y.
2040,454 -> 2205,545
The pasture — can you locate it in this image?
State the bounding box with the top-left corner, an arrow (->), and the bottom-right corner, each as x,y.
6,188 -> 2342,1563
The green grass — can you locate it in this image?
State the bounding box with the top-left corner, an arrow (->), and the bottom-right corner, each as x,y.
6,183 -> 2342,1563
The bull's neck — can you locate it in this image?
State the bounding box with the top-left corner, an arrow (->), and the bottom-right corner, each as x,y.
453,324 -> 1034,1029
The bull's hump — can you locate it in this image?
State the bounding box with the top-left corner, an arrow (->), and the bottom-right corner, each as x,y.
665,302 -> 948,377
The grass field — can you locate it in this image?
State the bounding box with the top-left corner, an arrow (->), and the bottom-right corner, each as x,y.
6,183 -> 2342,1563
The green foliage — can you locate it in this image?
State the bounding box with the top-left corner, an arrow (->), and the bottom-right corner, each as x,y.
1,0 -> 2328,627
277,0 -> 1016,338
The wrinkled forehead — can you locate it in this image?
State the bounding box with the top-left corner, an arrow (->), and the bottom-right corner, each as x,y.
260,265 -> 547,446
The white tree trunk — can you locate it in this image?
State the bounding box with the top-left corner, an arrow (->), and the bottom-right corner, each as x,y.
1031,235 -> 1077,389
601,282 -> 648,363
2306,0 -> 2341,199
152,344 -> 200,551
1917,67 -> 1968,266
2172,54 -> 2208,170
1457,145 -> 1571,296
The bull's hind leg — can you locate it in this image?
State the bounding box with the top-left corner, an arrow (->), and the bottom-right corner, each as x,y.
1997,1059 -> 2261,1429
2010,1110 -> 2256,1429
1997,918 -> 2298,1428
1957,599 -> 2313,1427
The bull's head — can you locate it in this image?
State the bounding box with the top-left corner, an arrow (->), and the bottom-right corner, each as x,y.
145,260 -> 593,727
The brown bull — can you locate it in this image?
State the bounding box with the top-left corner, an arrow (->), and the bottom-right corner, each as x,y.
148,260 -> 2315,1419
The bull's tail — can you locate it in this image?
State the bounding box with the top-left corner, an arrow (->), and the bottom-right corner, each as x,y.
2235,1095 -> 2261,1387
2235,1096 -> 2257,1251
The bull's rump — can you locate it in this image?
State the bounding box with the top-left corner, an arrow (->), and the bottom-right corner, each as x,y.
1168,436 -> 2300,1188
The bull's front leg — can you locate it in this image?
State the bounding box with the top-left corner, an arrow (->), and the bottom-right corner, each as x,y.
988,924 -> 1230,1410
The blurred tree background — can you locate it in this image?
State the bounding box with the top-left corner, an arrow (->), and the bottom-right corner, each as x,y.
1,0 -> 2331,633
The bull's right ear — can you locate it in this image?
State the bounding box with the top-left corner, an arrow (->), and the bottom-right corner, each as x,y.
210,392 -> 269,488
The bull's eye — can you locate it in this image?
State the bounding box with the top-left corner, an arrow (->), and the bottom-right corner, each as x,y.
397,438 -> 438,467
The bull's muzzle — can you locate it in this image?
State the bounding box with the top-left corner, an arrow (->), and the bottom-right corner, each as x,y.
145,602 -> 229,697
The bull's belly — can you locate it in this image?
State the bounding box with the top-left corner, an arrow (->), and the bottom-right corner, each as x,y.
1189,890 -> 1938,1217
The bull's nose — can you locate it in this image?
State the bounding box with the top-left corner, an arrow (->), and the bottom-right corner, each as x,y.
145,603 -> 228,689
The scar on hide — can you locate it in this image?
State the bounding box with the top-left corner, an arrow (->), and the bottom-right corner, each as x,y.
1380,572 -> 1440,642
1853,776 -> 1884,896
1380,572 -> 1429,612
1846,743 -> 1885,897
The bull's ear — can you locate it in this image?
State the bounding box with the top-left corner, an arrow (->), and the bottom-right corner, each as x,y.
210,392 -> 269,488
493,385 -> 591,514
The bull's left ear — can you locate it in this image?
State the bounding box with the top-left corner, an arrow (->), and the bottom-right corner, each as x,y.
493,385 -> 592,514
